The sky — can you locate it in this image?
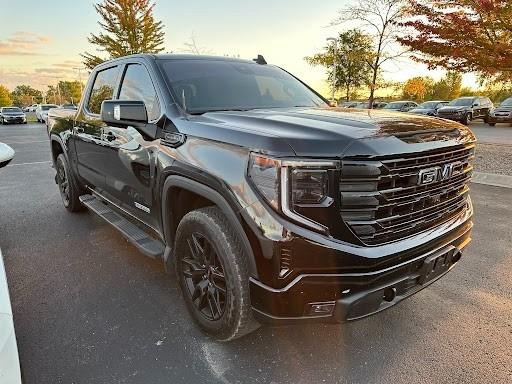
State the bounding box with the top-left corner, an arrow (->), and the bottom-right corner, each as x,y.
0,0 -> 478,96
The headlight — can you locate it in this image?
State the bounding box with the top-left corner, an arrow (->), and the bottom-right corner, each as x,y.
248,153 -> 338,232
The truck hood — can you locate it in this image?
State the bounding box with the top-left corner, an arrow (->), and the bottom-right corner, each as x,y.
186,107 -> 475,157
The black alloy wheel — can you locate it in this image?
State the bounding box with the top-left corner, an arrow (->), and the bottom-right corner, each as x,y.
181,232 -> 227,321
55,154 -> 83,212
174,207 -> 260,340
56,156 -> 71,207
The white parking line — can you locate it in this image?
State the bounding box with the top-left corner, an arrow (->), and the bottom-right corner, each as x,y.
3,140 -> 48,145
7,161 -> 52,167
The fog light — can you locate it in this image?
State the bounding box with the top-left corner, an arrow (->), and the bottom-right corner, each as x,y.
307,302 -> 335,316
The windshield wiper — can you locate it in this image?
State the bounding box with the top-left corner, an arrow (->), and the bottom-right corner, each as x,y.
188,107 -> 254,115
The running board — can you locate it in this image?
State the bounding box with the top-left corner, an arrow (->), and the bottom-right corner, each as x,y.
79,194 -> 164,259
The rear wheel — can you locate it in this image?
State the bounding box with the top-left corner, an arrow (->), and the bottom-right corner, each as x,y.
175,207 -> 259,341
55,154 -> 84,212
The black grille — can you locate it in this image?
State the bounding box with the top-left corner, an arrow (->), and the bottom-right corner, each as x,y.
340,144 -> 474,245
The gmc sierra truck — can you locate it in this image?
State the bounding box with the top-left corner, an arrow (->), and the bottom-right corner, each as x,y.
47,54 -> 475,341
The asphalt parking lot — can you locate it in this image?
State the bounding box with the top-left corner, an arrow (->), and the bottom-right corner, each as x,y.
1,122 -> 511,384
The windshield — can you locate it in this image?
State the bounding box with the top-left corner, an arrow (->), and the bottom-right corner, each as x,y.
448,98 -> 474,106
383,102 -> 406,109
500,97 -> 512,106
42,105 -> 58,111
417,101 -> 440,109
160,59 -> 327,114
3,107 -> 22,113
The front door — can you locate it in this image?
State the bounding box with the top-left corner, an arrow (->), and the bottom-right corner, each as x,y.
99,63 -> 160,227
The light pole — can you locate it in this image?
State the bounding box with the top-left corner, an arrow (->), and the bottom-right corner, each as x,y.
73,66 -> 86,98
326,37 -> 337,105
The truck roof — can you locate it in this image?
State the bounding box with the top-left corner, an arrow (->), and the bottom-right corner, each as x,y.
101,53 -> 259,65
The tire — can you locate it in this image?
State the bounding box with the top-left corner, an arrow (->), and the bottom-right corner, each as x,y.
55,154 -> 84,212
462,113 -> 472,125
484,114 -> 489,124
174,206 -> 260,341
488,122 -> 496,126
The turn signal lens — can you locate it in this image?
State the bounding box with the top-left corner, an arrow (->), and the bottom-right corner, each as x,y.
248,154 -> 280,209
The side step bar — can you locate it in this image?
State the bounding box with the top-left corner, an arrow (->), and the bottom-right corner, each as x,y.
79,194 -> 165,259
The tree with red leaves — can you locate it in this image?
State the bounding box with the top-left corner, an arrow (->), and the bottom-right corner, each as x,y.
398,0 -> 512,81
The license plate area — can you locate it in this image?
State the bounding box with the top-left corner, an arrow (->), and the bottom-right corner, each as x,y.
417,246 -> 461,285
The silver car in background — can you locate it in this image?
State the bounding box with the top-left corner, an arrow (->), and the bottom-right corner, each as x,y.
35,104 -> 59,124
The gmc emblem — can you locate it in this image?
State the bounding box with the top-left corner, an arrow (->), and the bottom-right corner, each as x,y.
417,161 -> 462,186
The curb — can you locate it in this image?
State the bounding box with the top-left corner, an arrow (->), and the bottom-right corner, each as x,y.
472,172 -> 512,189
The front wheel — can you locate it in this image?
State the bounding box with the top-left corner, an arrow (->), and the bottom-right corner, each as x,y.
175,207 -> 259,341
462,113 -> 472,125
488,122 -> 496,126
55,154 -> 84,212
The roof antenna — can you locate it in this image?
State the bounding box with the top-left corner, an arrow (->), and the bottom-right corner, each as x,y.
253,54 -> 267,65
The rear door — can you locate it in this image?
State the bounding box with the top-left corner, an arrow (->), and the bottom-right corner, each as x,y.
73,65 -> 121,189
99,62 -> 160,226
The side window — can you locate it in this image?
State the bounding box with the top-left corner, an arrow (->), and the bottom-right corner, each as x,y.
87,66 -> 119,114
119,64 -> 160,121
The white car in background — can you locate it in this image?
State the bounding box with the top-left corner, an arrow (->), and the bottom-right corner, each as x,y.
0,143 -> 22,384
35,104 -> 58,123
27,104 -> 38,112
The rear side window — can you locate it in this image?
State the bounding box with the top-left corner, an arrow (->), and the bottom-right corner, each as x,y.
87,66 -> 120,114
119,64 -> 160,121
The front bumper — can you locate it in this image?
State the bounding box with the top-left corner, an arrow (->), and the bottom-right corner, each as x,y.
437,113 -> 464,122
3,117 -> 26,124
488,114 -> 512,123
248,205 -> 473,324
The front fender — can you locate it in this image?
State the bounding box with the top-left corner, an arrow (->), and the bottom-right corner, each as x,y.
161,175 -> 258,278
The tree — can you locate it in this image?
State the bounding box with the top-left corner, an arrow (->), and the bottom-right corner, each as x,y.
82,0 -> 165,69
402,76 -> 430,101
333,0 -> 407,107
59,81 -> 83,104
182,34 -> 212,55
305,30 -> 373,102
398,0 -> 512,82
0,85 -> 12,107
430,72 -> 462,100
11,85 -> 42,107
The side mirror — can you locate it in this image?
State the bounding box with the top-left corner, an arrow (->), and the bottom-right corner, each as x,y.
473,103 -> 479,107
0,143 -> 15,168
101,100 -> 148,127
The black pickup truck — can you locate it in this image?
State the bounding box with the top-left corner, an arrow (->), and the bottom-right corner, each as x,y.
48,54 -> 475,341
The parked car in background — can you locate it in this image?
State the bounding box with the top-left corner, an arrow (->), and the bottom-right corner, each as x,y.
436,96 -> 493,125
488,97 -> 512,126
27,104 -> 38,112
346,101 -> 388,109
373,102 -> 388,109
60,103 -> 78,110
409,101 -> 449,116
36,104 -> 59,123
0,107 -> 27,124
0,143 -> 21,383
339,101 -> 359,108
382,101 -> 418,112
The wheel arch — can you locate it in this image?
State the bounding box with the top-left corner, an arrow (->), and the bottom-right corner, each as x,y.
161,175 -> 258,278
50,135 -> 65,164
